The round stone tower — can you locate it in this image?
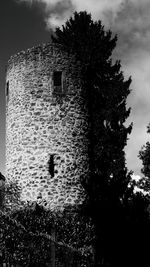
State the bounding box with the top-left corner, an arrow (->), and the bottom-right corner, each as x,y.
5,43 -> 89,209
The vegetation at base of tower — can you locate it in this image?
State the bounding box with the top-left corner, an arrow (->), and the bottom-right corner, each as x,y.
1,180 -> 150,267
1,180 -> 22,213
0,172 -> 22,212
52,11 -> 150,266
0,202 -> 94,266
0,176 -> 94,266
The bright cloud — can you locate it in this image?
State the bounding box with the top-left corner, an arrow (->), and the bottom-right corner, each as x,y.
132,174 -> 141,181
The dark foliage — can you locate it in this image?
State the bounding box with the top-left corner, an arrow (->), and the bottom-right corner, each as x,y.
0,203 -> 94,266
138,124 -> 150,192
4,180 -> 22,211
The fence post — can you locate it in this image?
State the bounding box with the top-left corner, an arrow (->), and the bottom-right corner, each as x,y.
50,226 -> 55,267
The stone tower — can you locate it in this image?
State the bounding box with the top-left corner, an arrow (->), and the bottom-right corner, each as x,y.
5,43 -> 89,209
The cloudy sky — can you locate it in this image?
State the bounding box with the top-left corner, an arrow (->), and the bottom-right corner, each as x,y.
0,0 -> 150,176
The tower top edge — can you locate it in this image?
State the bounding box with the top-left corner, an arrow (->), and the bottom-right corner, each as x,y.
7,42 -> 63,66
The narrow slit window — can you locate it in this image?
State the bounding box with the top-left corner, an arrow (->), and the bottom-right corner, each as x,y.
49,154 -> 54,177
53,71 -> 63,93
6,81 -> 9,97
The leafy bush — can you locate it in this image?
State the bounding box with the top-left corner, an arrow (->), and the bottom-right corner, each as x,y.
0,202 -> 94,266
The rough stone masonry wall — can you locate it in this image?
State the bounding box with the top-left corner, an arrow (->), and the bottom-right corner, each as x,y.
6,43 -> 90,209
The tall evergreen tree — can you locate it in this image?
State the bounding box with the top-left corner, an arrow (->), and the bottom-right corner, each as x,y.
52,11 -> 133,266
139,124 -> 150,192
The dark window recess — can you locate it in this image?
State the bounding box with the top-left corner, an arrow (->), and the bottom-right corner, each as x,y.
6,81 -> 9,97
53,71 -> 63,93
54,71 -> 62,86
48,155 -> 55,177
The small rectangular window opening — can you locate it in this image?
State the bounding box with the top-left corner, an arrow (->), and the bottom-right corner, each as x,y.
49,154 -> 55,177
53,71 -> 63,94
54,71 -> 62,86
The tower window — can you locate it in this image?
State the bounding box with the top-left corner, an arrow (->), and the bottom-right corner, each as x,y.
53,71 -> 63,94
48,154 -> 55,177
6,81 -> 9,97
54,71 -> 62,86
